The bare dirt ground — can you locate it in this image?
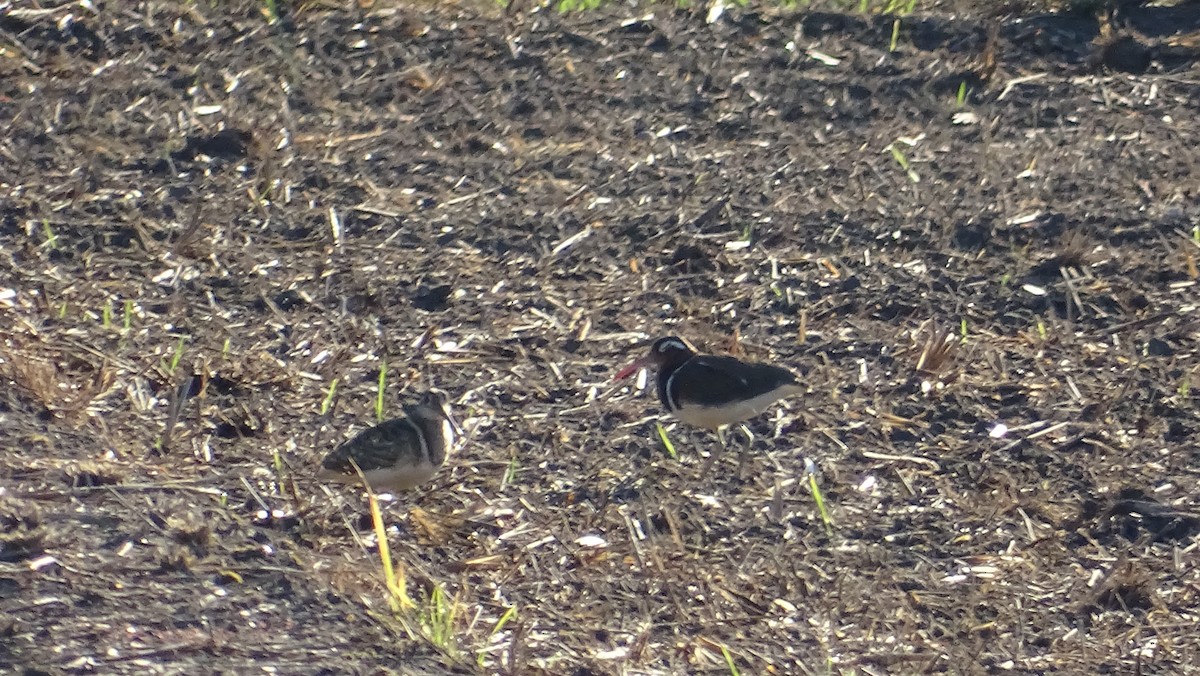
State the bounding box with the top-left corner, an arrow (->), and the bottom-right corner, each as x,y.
2,0 -> 1200,673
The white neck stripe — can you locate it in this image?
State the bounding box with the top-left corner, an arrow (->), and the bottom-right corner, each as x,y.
441,418 -> 456,457
414,419 -> 430,461
664,368 -> 680,413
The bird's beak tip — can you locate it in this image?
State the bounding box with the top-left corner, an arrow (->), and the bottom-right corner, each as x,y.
614,359 -> 645,381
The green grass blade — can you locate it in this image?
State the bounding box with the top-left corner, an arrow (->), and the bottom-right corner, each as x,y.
478,604 -> 518,667
493,605 -> 517,636
808,473 -> 833,535
166,336 -> 187,374
376,362 -> 388,421
320,378 -> 339,415
503,458 -> 518,487
720,644 -> 741,676
354,458 -> 414,613
42,218 -> 58,250
655,423 -> 678,460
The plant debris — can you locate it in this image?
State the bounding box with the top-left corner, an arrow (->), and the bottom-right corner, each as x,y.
1,1 -> 1198,673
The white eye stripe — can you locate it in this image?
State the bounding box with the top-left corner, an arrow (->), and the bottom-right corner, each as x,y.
658,338 -> 688,353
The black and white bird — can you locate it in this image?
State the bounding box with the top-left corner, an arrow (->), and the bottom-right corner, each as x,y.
615,336 -> 803,470
319,390 -> 460,493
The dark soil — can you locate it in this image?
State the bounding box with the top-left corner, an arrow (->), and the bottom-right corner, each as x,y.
2,0 -> 1200,673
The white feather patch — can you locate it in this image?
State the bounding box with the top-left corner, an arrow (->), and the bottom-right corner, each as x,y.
671,384 -> 802,430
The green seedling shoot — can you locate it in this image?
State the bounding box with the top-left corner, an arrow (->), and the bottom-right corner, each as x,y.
321,378 -> 339,415
889,144 -> 919,183
423,584 -> 459,653
376,362 -> 388,421
167,336 -> 187,374
808,473 -> 833,534
42,219 -> 58,250
478,605 -> 518,667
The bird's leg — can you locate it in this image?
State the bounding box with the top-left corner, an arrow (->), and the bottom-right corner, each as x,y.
700,426 -> 726,477
735,423 -> 754,476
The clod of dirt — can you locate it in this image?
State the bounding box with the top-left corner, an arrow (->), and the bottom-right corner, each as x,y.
1024,228 -> 1096,281
951,221 -> 990,250
205,376 -> 242,397
667,243 -> 717,273
62,462 -> 123,489
1164,419 -> 1193,443
183,375 -> 205,399
175,128 -> 254,162
169,515 -> 213,552
1096,35 -> 1153,72
157,546 -> 195,573
1079,560 -> 1158,617
412,284 -> 453,312
213,410 -> 263,439
1145,337 -> 1172,357
273,289 -> 307,312
337,291 -> 380,314
0,498 -> 40,531
0,530 -> 45,563
509,96 -> 537,118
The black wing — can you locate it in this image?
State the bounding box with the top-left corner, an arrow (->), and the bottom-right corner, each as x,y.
322,418 -> 422,473
669,356 -> 799,408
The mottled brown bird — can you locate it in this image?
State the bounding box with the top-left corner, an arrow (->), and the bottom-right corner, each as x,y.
319,390 -> 460,492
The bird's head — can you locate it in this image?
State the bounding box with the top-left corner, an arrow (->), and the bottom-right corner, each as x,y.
614,336 -> 698,380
